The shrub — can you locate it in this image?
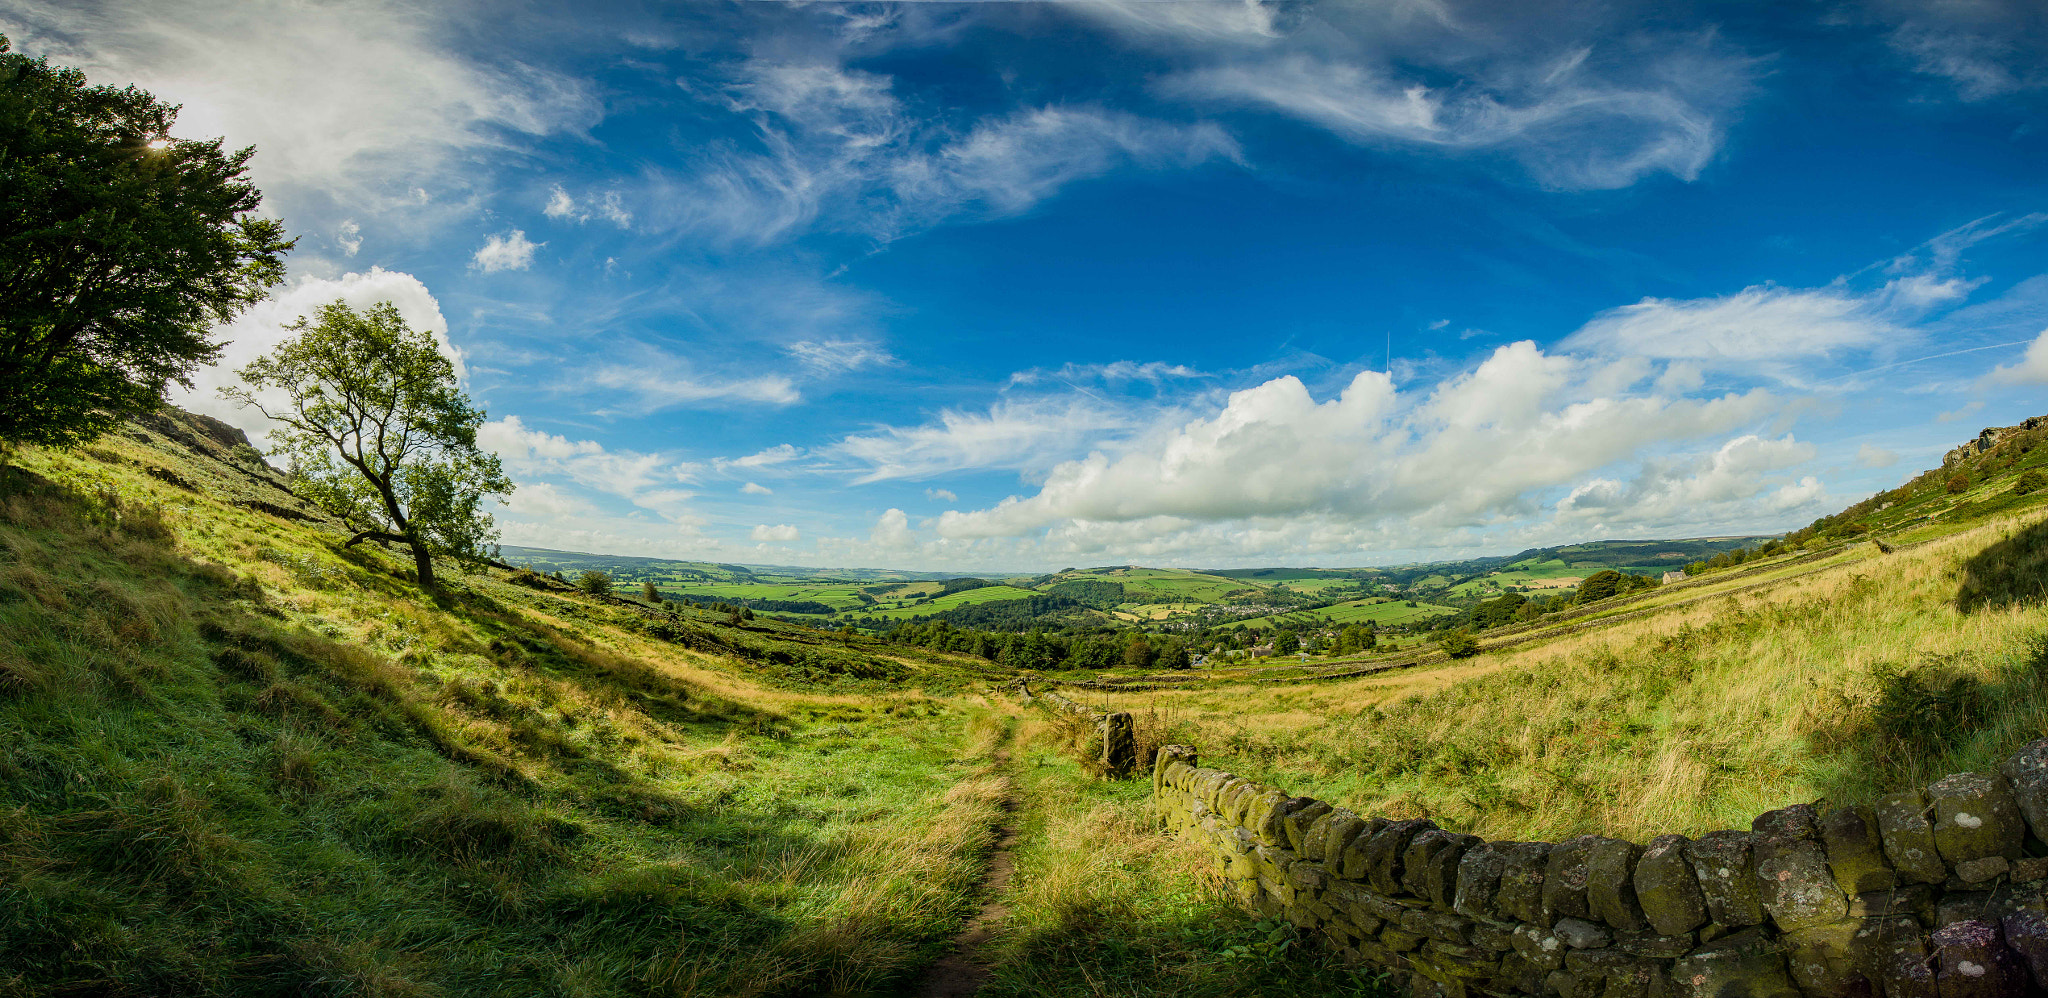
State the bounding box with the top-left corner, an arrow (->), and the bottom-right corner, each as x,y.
2015,469 -> 2046,495
1947,473 -> 1972,495
640,579 -> 661,602
1437,629 -> 1479,659
575,570 -> 613,597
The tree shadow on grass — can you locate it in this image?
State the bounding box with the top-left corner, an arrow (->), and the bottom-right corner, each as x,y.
1957,517 -> 2048,613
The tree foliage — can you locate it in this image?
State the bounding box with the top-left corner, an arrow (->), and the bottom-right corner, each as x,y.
225,300 -> 510,589
577,571 -> 614,597
0,36 -> 291,448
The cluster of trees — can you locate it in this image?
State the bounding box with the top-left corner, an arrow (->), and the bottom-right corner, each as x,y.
1682,540 -> 1789,577
878,620 -> 1191,671
1,38 -> 510,590
671,593 -> 836,615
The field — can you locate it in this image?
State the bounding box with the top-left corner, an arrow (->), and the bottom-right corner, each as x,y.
0,411 -> 1384,996
865,585 -> 1042,619
1223,597 -> 1460,629
1055,567 -> 1250,604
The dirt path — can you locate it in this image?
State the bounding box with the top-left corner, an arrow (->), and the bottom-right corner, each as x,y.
913,745 -> 1021,997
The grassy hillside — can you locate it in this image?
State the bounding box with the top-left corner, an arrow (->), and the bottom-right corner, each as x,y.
0,411 -> 1373,997
1069,510 -> 2048,845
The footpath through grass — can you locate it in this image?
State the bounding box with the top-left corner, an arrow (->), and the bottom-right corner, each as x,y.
0,431 -> 1010,997
975,711 -> 1393,998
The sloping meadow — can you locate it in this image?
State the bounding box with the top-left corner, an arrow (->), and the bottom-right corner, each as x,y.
0,428 -> 1007,997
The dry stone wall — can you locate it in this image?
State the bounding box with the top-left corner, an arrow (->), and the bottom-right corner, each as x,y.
1013,681 -> 1136,776
1151,741 -> 2048,997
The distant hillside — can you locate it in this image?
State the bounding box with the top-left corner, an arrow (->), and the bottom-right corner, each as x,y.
1798,414 -> 2048,544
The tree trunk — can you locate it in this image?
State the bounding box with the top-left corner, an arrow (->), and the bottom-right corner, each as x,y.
409,536 -> 436,589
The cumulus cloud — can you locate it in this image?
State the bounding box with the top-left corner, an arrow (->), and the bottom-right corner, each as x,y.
1564,284 -> 1893,366
478,416 -> 700,514
915,341 -> 1781,543
1856,443 -> 1899,469
741,482 -> 773,495
870,508 -> 915,548
1552,434 -> 1821,528
926,488 -> 958,503
751,523 -> 800,542
1984,327 -> 2048,386
471,230 -> 542,273
174,267 -> 457,444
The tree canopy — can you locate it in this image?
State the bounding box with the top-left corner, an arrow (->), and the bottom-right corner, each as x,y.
0,36 -> 291,448
225,300 -> 510,589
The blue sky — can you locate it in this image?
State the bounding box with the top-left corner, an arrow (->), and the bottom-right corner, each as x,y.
8,0 -> 2048,571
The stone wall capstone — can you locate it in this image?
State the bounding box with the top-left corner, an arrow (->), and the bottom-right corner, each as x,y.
1150,741 -> 2048,997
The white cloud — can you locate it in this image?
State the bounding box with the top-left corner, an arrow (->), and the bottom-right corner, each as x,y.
870,508 -> 915,548
1856,443 -> 1899,469
785,339 -> 898,373
723,444 -> 803,469
1869,0 -> 2048,99
1007,360 -> 1209,387
1564,284 -> 1893,366
1,0 -> 601,226
926,488 -> 958,503
1984,327 -> 2048,386
751,523 -> 800,542
578,343 -> 800,413
1162,33 -> 1755,190
335,219 -> 362,257
833,395 -> 1146,483
175,267 -> 458,445
922,341 -> 1779,542
477,416 -> 700,513
544,184 -> 633,228
1552,434 -> 1821,528
1937,401 -> 1987,423
741,482 -> 774,495
646,61 -> 1237,246
471,230 -> 542,273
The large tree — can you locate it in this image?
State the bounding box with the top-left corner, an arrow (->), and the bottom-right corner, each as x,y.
0,36 -> 291,448
225,300 -> 511,589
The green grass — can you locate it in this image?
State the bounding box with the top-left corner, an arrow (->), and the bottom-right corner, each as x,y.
977,713 -> 1395,998
0,426 -> 1010,997
1223,598 -> 1458,629
862,585 -> 1041,619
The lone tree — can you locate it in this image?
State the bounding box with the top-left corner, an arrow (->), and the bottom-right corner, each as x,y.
577,571 -> 613,598
0,36 -> 291,449
225,300 -> 510,589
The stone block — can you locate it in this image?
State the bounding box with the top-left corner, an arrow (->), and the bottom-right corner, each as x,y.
1545,969 -> 1592,998
1496,841 -> 1555,925
1753,802 -> 1821,841
1781,919 -> 1864,998
1588,837 -> 1650,933
1668,928 -> 1800,998
1820,805 -> 1896,895
1563,947 -> 1632,974
1601,960 -> 1665,998
1954,856 -> 2009,885
1847,883 -> 1935,920
1334,821 -> 1381,882
1999,908 -> 2048,991
1404,830 -> 1483,909
1321,811 -> 1369,868
1453,840 -> 1512,920
1850,917 -> 1930,996
1363,818 -> 1439,896
1927,772 -> 2025,865
1283,799 -> 1332,853
1998,739 -> 2048,847
1302,810 -> 1338,863
1637,833 -> 1710,936
1286,859 -> 1332,894
1755,836 -> 1848,932
1470,920 -> 1518,952
1929,919 -> 2027,997
2012,857 -> 2048,883
1546,835 -> 1602,923
1510,923 -> 1567,972
1877,790 -> 1948,885
1555,917 -> 1614,949
1401,907 -> 1474,945
1613,928 -> 1695,959
1383,927 -> 1427,952
1685,831 -> 1765,928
